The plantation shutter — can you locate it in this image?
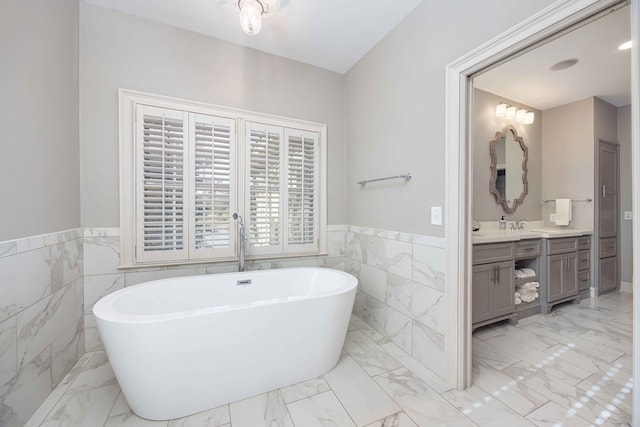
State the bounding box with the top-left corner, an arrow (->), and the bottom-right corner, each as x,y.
135,105 -> 189,263
189,113 -> 236,259
285,129 -> 320,253
245,122 -> 284,255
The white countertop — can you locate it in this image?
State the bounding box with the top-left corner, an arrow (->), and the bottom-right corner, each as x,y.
472,228 -> 592,244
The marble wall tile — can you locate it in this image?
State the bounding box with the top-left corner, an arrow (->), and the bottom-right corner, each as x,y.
0,247 -> 52,323
411,244 -> 444,291
206,263 -> 241,274
51,320 -> 84,386
16,285 -> 75,369
83,236 -> 120,276
49,238 -> 83,293
0,241 -> 16,259
287,390 -> 356,427
359,264 -> 387,302
0,346 -> 52,427
124,266 -> 207,287
74,278 -> 84,321
84,314 -> 104,352
84,274 -> 124,314
386,274 -> 445,334
354,291 -> 413,354
327,230 -> 345,257
345,232 -> 363,262
412,322 -> 445,379
323,356 -> 400,426
0,317 -> 17,377
229,390 -> 293,427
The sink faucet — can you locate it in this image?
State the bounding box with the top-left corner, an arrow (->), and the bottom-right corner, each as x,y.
511,219 -> 528,231
232,213 -> 247,272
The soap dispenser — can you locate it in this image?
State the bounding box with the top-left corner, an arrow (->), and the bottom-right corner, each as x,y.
499,216 -> 507,230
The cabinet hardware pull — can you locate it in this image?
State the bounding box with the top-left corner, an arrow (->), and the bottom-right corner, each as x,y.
524,247 -> 534,251
602,185 -> 606,198
497,266 -> 500,282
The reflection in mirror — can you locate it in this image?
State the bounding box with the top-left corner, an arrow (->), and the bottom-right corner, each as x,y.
490,126 -> 528,214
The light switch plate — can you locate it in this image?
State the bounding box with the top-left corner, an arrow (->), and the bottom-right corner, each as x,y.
550,213 -> 556,222
624,211 -> 632,220
431,206 -> 442,226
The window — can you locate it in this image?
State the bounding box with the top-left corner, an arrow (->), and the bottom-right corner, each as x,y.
119,90 -> 326,267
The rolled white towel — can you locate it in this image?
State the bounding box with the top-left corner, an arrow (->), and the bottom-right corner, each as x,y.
515,269 -> 526,279
515,297 -> 522,305
516,289 -> 537,297
515,291 -> 521,298
520,292 -> 539,303
521,268 -> 536,278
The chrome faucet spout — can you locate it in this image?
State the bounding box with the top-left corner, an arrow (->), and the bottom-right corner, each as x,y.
233,213 -> 246,272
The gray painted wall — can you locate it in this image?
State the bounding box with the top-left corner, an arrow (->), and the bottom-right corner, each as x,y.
343,0 -> 556,236
473,89 -> 542,221
541,98 -> 595,230
618,105 -> 632,283
0,0 -> 80,241
79,2 -> 345,227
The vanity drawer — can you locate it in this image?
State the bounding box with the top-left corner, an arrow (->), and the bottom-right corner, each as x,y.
546,237 -> 578,255
515,239 -> 541,258
577,250 -> 590,270
577,236 -> 591,250
473,242 -> 514,265
599,237 -> 617,258
578,270 -> 590,291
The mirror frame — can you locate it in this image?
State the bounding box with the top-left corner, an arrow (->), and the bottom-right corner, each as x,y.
489,125 -> 529,214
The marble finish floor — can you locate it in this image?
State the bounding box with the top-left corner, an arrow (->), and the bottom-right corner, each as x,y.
25,291 -> 632,426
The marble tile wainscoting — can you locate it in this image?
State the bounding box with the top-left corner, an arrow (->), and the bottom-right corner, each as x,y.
345,226 -> 447,380
0,229 -> 84,426
82,226 -> 347,353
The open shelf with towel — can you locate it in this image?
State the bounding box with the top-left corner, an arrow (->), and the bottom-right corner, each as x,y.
514,241 -> 541,319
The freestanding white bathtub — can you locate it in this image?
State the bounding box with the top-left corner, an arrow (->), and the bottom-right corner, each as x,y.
93,267 -> 357,421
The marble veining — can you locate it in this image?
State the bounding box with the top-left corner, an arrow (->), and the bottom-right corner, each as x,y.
23,291 -> 634,427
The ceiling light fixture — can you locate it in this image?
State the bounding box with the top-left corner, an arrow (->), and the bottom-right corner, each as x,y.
618,40 -> 632,50
550,58 -> 579,71
495,103 -> 508,117
237,0 -> 280,35
505,106 -> 517,120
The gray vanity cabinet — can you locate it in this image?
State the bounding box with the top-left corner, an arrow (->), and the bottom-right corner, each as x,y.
546,252 -> 578,302
472,243 -> 515,329
541,237 -> 584,314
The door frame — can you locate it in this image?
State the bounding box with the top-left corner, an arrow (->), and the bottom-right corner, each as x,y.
443,0 -> 639,420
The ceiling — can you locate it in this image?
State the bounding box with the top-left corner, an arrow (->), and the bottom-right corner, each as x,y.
83,0 -> 423,74
474,5 -> 631,111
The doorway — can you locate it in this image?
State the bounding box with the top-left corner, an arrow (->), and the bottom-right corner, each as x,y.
443,0 -> 639,421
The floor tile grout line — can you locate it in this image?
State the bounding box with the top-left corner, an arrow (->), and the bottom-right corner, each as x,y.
318,369 -> 360,427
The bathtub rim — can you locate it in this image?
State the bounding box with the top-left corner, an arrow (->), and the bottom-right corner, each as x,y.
93,267 -> 357,324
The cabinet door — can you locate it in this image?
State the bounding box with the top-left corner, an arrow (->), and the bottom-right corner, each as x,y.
599,143 -> 618,238
493,261 -> 515,317
472,264 -> 493,324
547,254 -> 565,302
599,257 -> 618,293
564,253 -> 578,296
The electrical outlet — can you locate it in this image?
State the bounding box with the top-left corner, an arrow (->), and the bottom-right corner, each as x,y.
550,213 -> 556,222
624,211 -> 633,220
431,206 -> 442,226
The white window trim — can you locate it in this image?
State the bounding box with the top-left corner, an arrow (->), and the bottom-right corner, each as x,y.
119,89 -> 327,268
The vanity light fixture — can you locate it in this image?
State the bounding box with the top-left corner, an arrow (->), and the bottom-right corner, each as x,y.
495,103 -> 508,117
618,40 -> 632,50
238,0 -> 279,35
515,108 -> 527,123
495,103 -> 534,124
524,111 -> 535,124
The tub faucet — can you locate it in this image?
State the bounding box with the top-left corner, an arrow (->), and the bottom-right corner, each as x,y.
232,213 -> 247,272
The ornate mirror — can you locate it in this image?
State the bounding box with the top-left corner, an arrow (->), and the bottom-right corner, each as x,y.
489,125 -> 528,214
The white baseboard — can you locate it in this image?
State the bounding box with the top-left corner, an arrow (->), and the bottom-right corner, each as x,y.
620,282 -> 633,293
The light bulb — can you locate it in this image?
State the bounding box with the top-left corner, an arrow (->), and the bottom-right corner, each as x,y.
239,0 -> 263,35
515,109 -> 527,122
524,112 -> 534,124
495,103 -> 508,118
505,106 -> 517,119
618,40 -> 632,50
